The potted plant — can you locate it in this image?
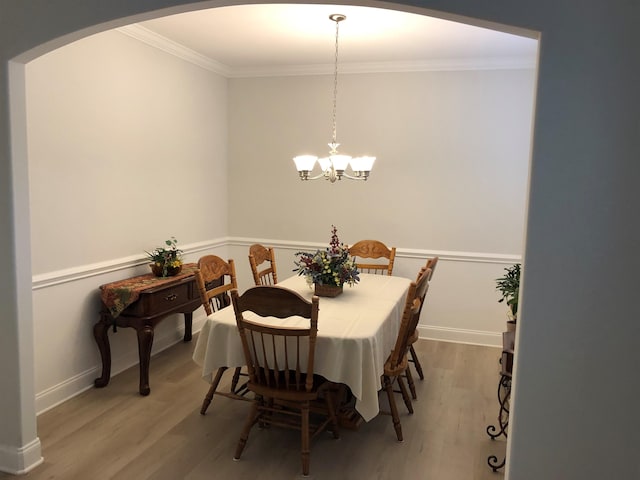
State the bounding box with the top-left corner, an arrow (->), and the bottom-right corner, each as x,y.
146,237 -> 183,277
293,226 -> 359,297
496,263 -> 521,328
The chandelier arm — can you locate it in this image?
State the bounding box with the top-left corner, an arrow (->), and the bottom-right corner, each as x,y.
307,172 -> 329,181
340,172 -> 368,181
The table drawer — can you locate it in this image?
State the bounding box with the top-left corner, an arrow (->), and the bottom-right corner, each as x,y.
124,282 -> 192,317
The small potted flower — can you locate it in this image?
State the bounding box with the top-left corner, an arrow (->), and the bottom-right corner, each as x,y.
146,237 -> 183,277
294,226 -> 359,297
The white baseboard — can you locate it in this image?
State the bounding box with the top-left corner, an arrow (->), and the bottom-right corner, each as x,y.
35,313 -> 208,415
418,325 -> 503,347
0,438 -> 43,475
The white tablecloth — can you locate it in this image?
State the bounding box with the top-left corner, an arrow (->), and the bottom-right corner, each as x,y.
192,273 -> 411,421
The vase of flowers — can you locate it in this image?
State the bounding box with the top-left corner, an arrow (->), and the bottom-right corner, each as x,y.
294,226 -> 359,297
146,237 -> 183,277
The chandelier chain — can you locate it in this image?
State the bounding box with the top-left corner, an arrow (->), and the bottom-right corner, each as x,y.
331,16 -> 340,146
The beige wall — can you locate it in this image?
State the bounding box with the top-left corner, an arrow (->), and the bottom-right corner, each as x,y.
25,28 -> 230,412
27,29 -> 229,274
228,70 -> 532,252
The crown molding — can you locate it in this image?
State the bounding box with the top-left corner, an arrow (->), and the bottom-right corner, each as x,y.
228,57 -> 536,78
118,24 -> 535,78
116,24 -> 232,76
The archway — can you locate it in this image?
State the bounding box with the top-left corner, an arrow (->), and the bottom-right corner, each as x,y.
3,0 -> 538,474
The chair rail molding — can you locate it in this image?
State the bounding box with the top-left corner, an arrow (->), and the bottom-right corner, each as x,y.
32,237 -> 229,290
229,236 -> 521,265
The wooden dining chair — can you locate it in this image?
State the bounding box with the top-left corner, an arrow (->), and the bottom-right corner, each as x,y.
248,243 -> 278,286
195,255 -> 249,415
380,282 -> 422,442
231,286 -> 340,477
408,257 -> 438,382
405,267 -> 431,398
348,240 -> 396,275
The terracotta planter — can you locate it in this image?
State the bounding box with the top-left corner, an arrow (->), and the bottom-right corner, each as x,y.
506,305 -> 517,331
314,283 -> 343,297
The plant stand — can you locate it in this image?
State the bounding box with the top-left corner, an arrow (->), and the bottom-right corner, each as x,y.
486,330 -> 514,472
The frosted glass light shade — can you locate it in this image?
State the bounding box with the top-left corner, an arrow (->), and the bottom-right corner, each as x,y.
318,157 -> 332,171
293,155 -> 317,171
350,156 -> 376,172
330,154 -> 352,171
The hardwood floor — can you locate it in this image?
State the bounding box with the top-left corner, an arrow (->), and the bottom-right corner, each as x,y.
2,338 -> 507,479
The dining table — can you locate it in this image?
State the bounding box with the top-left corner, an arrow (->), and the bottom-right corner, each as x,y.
192,273 -> 412,422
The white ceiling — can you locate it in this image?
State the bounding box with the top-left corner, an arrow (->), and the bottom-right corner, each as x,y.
132,4 -> 538,77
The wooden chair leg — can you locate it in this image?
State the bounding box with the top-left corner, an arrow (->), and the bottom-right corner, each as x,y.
384,375 -> 403,442
200,366 -> 227,415
409,345 -> 424,380
405,363 -> 417,400
230,366 -> 242,392
234,400 -> 260,461
397,375 -> 414,414
301,402 -> 311,477
258,397 -> 273,429
325,385 -> 340,439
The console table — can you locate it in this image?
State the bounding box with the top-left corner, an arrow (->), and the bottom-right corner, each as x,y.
93,264 -> 202,395
486,329 -> 515,471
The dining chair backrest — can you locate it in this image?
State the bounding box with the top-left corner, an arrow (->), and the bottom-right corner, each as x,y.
388,290 -> 422,372
407,266 -> 430,327
414,267 -> 431,317
248,244 -> 278,286
231,286 -> 319,394
404,266 -> 432,386
425,256 -> 439,281
348,240 -> 396,276
195,255 -> 238,315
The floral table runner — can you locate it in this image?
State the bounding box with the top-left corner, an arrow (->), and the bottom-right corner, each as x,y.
100,263 -> 198,319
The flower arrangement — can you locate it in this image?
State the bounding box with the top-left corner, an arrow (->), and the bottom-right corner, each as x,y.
294,226 -> 359,288
146,237 -> 183,277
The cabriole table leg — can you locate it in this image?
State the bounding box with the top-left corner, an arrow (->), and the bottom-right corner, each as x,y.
93,317 -> 112,388
136,324 -> 154,396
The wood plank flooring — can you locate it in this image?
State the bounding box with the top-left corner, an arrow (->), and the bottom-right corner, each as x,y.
2,338 -> 507,480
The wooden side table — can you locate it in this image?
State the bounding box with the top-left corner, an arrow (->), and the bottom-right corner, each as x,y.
93,265 -> 202,395
487,329 -> 515,471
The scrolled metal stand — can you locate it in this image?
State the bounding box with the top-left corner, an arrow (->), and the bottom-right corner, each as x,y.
486,329 -> 514,473
486,373 -> 511,471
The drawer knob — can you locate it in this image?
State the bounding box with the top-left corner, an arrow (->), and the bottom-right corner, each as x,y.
165,293 -> 178,301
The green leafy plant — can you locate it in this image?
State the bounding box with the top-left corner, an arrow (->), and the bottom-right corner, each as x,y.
293,226 -> 359,287
496,263 -> 521,318
146,237 -> 183,277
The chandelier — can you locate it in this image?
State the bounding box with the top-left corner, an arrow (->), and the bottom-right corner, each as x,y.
293,14 -> 376,183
